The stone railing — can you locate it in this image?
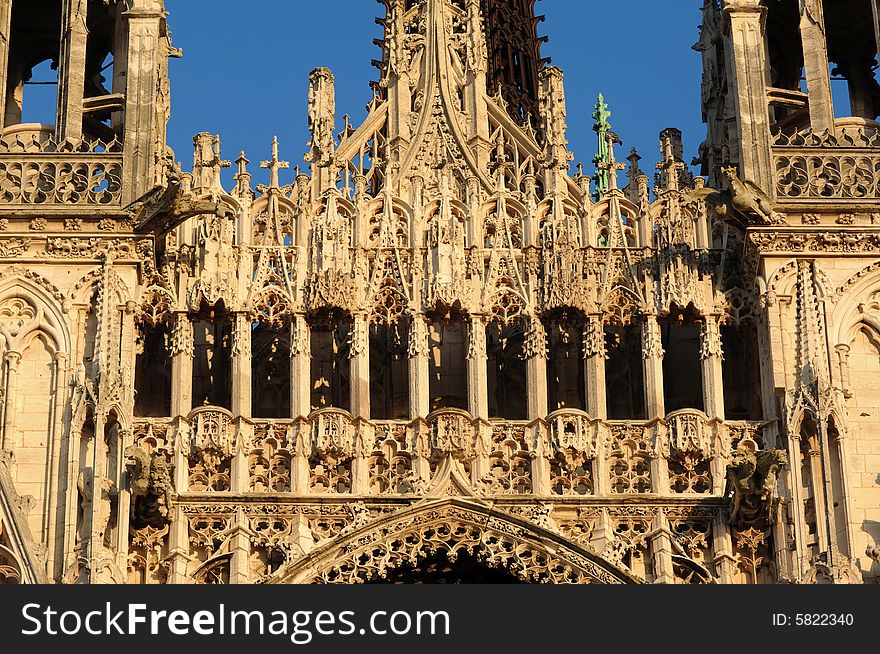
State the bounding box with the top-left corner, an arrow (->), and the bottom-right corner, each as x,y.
0,125 -> 124,208
132,407 -> 768,499
772,118 -> 880,202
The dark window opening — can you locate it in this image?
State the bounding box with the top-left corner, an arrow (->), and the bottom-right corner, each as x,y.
604,322 -> 646,419
83,0 -> 122,139
661,308 -> 705,414
546,315 -> 586,412
369,320 -> 410,420
252,322 -> 291,418
721,322 -> 763,420
829,62 -> 854,118
192,306 -> 232,410
309,310 -> 351,412
427,313 -> 468,412
6,0 -> 62,127
765,0 -> 808,130
824,0 -> 880,120
486,321 -> 527,420
134,322 -> 172,417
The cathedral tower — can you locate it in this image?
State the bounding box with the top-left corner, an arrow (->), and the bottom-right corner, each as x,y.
697,0 -> 880,582
0,0 -> 176,205
0,0 -> 878,587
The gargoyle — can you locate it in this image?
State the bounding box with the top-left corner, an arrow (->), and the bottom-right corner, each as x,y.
126,163 -> 232,235
124,445 -> 175,529
718,167 -> 787,227
724,446 -> 788,529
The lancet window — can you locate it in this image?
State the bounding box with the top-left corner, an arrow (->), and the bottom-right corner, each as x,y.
309,309 -> 351,412
661,305 -> 704,414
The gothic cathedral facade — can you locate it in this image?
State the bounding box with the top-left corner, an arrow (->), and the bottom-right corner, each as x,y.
0,0 -> 878,585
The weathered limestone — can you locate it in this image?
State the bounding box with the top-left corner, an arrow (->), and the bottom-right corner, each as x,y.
0,0 -> 876,586
722,0 -> 774,192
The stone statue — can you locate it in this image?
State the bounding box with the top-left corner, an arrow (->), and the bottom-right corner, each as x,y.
124,445 -> 151,498
77,471 -> 113,545
125,445 -> 175,528
149,454 -> 175,521
725,447 -> 788,528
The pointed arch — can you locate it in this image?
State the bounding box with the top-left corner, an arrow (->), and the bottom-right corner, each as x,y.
272,499 -> 639,585
68,265 -> 132,307
0,275 -> 70,354
601,285 -> 642,326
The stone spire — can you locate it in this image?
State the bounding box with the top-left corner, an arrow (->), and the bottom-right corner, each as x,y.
592,93 -> 614,201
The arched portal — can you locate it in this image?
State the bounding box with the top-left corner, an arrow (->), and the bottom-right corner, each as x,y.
272,499 -> 639,585
368,549 -> 525,584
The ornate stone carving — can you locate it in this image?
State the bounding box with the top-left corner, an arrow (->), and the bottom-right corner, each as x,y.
124,445 -> 175,528
724,447 -> 788,529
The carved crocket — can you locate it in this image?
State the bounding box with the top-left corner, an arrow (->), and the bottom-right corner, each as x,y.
724,447 -> 788,529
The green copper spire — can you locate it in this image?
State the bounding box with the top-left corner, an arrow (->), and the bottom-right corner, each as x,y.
592,93 -> 612,201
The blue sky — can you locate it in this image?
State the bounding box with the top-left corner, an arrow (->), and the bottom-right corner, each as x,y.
164,0 -> 706,187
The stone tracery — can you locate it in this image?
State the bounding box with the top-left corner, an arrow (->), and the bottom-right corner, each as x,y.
0,0 -> 875,585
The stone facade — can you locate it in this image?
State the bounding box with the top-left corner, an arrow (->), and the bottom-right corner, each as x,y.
0,0 -> 878,585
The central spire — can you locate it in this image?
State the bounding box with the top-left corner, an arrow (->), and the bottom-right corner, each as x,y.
307,0 -> 566,204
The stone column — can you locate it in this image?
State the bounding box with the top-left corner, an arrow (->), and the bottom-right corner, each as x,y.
834,344 -> 852,397
467,316 -> 489,419
784,431 -> 809,576
589,508 -> 614,556
228,508 -> 251,585
642,316 -> 665,420
0,0 -> 12,128
723,0 -> 774,191
651,512 -> 675,584
170,314 -> 193,418
119,2 -> 166,203
292,421 -> 311,494
230,313 -> 252,417
806,444 -> 829,554
290,315 -> 311,418
700,315 -> 726,419
46,351 -> 70,580
408,315 -> 430,419
349,313 -> 370,419
167,418 -> 190,583
56,0 -> 90,141
712,515 -> 738,583
651,437 -> 670,495
524,317 -> 548,420
114,427 -> 133,577
87,412 -> 107,582
798,0 -> 835,132
584,316 -> 607,419
593,425 -> 610,495
0,351 -> 19,451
